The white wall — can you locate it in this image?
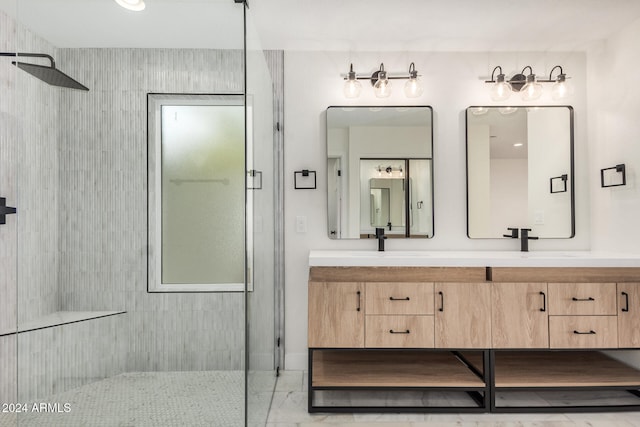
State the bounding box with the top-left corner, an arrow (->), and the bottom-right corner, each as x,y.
588,17 -> 640,368
284,51 -> 589,369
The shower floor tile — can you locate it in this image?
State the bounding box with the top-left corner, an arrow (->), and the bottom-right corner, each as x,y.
6,371 -> 244,427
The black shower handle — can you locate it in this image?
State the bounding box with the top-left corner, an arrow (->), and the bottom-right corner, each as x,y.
0,197 -> 17,225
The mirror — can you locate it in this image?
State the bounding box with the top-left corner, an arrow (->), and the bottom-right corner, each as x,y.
466,106 -> 574,239
327,106 -> 433,239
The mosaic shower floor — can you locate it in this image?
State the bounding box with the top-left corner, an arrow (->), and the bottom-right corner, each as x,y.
0,370 -> 275,427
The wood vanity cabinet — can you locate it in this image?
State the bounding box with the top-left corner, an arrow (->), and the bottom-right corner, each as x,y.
491,282 -> 549,348
308,266 -> 640,413
618,282 -> 640,347
434,282 -> 491,348
308,281 -> 364,348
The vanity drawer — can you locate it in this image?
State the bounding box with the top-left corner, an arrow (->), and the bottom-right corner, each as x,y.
549,316 -> 618,348
548,283 -> 617,315
365,315 -> 434,348
365,282 -> 434,315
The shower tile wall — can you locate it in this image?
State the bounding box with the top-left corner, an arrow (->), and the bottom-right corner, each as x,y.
57,48 -> 245,372
15,21 -> 59,325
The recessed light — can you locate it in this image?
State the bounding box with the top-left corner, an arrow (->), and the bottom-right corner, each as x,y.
513,143 -> 523,147
115,0 -> 145,11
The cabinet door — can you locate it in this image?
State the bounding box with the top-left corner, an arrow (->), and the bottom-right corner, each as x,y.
434,282 -> 491,348
492,282 -> 549,348
308,281 -> 364,348
618,283 -> 640,348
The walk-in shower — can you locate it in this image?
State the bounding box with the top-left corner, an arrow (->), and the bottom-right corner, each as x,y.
0,52 -> 89,91
0,1 -> 281,426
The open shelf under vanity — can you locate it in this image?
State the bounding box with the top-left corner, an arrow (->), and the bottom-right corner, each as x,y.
308,348 -> 640,413
308,349 -> 491,413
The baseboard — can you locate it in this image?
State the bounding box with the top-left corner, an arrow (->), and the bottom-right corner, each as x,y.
284,352 -> 308,371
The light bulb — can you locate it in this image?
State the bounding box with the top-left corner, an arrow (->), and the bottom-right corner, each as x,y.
343,79 -> 361,98
403,63 -> 423,98
520,74 -> 542,101
551,74 -> 571,100
115,0 -> 145,11
343,63 -> 361,98
374,76 -> 391,98
404,78 -> 423,98
490,73 -> 511,101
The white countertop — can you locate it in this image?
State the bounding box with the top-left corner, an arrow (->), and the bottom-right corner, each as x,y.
309,250 -> 640,268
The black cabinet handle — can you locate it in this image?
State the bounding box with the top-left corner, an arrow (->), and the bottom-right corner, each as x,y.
622,292 -> 630,312
389,296 -> 410,301
540,291 -> 546,312
572,297 -> 595,301
438,291 -> 444,312
389,329 -> 410,334
573,330 -> 596,335
356,291 -> 361,312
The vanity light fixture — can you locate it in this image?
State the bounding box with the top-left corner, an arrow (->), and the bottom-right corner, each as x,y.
488,66 -> 512,101
520,66 -> 543,101
115,0 -> 146,11
342,62 -> 424,98
549,65 -> 572,100
343,63 -> 362,98
404,63 -> 423,98
486,65 -> 570,101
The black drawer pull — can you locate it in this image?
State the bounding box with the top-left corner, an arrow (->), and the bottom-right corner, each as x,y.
356,291 -> 361,312
573,330 -> 596,335
540,291 -> 546,312
389,296 -> 410,301
389,329 -> 410,334
438,291 -> 444,312
572,297 -> 595,301
622,292 -> 630,312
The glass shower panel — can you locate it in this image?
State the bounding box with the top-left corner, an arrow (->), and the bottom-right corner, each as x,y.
11,0 -> 247,425
245,6 -> 281,426
0,2 -> 19,426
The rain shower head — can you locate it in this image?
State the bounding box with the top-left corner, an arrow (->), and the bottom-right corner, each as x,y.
1,52 -> 89,91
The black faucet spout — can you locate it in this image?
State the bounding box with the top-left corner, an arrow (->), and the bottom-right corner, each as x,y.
375,227 -> 387,252
520,228 -> 539,252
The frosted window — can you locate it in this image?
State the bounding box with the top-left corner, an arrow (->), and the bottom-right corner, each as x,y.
147,94 -> 245,292
160,105 -> 244,284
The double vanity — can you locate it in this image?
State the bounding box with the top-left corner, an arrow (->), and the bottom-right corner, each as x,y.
307,251 -> 640,413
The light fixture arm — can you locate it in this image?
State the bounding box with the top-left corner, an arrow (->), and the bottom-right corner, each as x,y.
488,65 -> 503,82
408,62 -> 418,79
548,65 -> 566,82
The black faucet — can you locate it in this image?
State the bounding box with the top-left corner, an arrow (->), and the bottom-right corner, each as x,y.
387,222 -> 392,231
519,228 -> 538,252
503,227 -> 519,239
375,227 -> 387,252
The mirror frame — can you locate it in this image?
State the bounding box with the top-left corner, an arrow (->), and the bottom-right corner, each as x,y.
326,105 -> 434,239
465,105 -> 575,239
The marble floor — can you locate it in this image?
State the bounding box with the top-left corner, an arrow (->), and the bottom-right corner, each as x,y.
266,371 -> 640,427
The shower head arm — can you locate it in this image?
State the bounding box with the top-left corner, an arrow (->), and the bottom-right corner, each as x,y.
0,52 -> 55,68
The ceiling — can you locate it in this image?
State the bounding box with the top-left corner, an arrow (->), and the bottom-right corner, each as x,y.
4,0 -> 640,50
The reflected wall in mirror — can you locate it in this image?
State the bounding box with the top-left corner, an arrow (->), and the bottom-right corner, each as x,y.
327,106 -> 433,239
466,106 -> 574,239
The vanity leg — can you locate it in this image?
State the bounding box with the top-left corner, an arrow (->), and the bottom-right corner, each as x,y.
308,349 -> 314,412
488,350 -> 496,413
